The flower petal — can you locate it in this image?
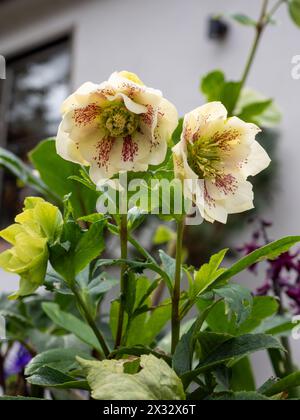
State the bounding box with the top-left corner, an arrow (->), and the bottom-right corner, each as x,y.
56,121 -> 88,165
241,140 -> 271,177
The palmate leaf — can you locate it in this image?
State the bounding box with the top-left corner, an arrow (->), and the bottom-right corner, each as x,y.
78,354 -> 185,400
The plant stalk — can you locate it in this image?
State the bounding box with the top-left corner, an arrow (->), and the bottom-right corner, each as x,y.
70,284 -> 110,358
171,217 -> 185,354
232,0 -> 270,113
115,214 -> 128,348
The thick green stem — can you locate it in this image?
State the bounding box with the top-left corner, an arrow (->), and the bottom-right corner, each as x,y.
115,214 -> 128,348
171,218 -> 185,354
71,284 -> 110,358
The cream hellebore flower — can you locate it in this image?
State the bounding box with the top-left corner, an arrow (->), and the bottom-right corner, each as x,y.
0,197 -> 63,299
173,102 -> 271,224
56,71 -> 178,184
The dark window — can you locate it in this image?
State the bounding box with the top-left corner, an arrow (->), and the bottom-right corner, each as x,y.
0,37 -> 71,227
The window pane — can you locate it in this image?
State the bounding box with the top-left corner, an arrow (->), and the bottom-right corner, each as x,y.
0,38 -> 71,227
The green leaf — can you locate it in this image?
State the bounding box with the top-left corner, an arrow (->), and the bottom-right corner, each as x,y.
235,88 -> 281,127
238,100 -> 273,123
153,225 -> 176,245
289,0 -> 300,27
42,302 -> 102,352
78,272 -> 118,318
50,219 -> 106,280
27,366 -> 89,390
171,118 -> 183,146
78,354 -> 185,400
214,284 -> 253,326
29,139 -> 98,218
181,334 -> 283,386
221,81 -> 242,116
260,371 -> 300,397
172,302 -> 218,376
261,315 -> 300,336
231,14 -> 257,26
201,71 -> 226,102
159,250 -> 177,283
109,345 -> 172,364
208,391 -> 270,400
230,357 -> 256,392
199,296 -> 279,336
0,147 -> 54,199
95,258 -> 173,292
215,236 -> 300,286
198,332 -> 233,359
191,249 -> 228,298
25,348 -> 91,376
110,277 -> 171,347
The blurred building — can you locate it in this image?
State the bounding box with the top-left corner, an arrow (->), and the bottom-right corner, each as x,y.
0,0 -> 300,383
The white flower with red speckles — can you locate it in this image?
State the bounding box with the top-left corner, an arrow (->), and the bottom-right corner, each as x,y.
173,102 -> 271,224
56,71 -> 178,184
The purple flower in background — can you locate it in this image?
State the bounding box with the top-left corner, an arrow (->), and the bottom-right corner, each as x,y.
4,343 -> 32,378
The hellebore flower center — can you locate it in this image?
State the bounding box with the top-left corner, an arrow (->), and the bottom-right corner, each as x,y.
100,103 -> 139,138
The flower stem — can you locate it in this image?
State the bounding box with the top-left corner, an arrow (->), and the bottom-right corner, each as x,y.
70,283 -> 110,358
171,217 -> 185,354
115,214 -> 128,348
232,0 -> 270,113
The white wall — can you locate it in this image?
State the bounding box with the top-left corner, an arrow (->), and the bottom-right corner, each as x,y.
1,0 -> 300,384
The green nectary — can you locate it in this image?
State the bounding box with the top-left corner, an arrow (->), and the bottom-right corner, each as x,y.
100,103 -> 139,138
